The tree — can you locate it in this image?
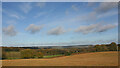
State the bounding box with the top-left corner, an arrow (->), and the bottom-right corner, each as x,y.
65,52 -> 71,56
102,45 -> 109,51
21,49 -> 44,59
109,42 -> 117,51
2,51 -> 7,59
36,52 -> 43,58
94,45 -> 103,52
20,49 -> 35,59
88,45 -> 96,52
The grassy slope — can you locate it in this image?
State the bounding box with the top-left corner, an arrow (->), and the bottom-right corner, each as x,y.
2,51 -> 118,66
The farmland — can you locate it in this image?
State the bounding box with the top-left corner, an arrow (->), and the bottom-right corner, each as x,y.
2,51 -> 118,66
2,42 -> 118,60
2,42 -> 118,66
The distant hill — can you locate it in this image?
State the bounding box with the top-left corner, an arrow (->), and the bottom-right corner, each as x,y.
18,45 -> 90,49
1,45 -> 90,49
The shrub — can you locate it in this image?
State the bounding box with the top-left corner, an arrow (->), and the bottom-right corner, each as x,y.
94,45 -> 103,52
36,52 -> 43,58
109,42 -> 117,51
2,52 -> 7,59
65,52 -> 71,56
6,52 -> 20,59
21,49 -> 44,59
20,49 -> 35,59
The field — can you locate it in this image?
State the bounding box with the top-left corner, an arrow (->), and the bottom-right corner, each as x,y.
2,51 -> 118,66
43,54 -> 63,58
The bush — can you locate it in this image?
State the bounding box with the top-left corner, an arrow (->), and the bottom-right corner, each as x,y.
109,42 -> 117,51
20,49 -> 35,59
36,52 -> 43,58
21,49 -> 44,59
65,52 -> 71,56
2,52 -> 7,59
6,52 -> 20,59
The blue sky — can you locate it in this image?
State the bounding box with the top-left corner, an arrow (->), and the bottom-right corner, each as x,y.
2,2 -> 118,46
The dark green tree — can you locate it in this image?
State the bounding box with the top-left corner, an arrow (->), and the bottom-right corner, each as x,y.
109,42 -> 117,51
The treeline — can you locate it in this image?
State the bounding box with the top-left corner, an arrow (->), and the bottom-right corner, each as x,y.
2,42 -> 118,60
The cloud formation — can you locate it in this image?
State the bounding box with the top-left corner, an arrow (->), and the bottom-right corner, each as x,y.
95,24 -> 117,32
3,25 -> 17,36
10,14 -> 20,19
75,23 -> 117,34
80,2 -> 118,22
3,9 -> 25,20
95,2 -> 118,13
97,11 -> 118,19
75,23 -> 99,34
25,24 -> 43,34
19,3 -> 32,13
47,26 -> 66,35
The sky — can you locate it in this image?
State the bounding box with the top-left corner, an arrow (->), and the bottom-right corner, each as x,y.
2,2 -> 118,47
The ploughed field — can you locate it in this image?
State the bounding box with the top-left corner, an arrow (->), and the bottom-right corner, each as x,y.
2,51 -> 118,66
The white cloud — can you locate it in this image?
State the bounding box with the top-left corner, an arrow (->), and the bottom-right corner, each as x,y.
3,25 -> 17,36
67,12 -> 97,23
95,24 -> 117,32
19,3 -> 32,13
95,2 -> 118,13
97,11 -> 118,19
84,10 -> 118,21
81,2 -> 118,22
75,23 -> 117,34
47,26 -> 66,35
35,2 -> 46,8
75,23 -> 99,34
10,14 -> 20,19
10,13 -> 25,19
25,24 -> 43,34
3,9 -> 25,19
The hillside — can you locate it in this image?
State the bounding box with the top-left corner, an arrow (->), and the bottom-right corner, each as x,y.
2,51 -> 118,66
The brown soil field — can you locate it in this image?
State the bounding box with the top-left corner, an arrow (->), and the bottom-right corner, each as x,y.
2,51 -> 118,66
